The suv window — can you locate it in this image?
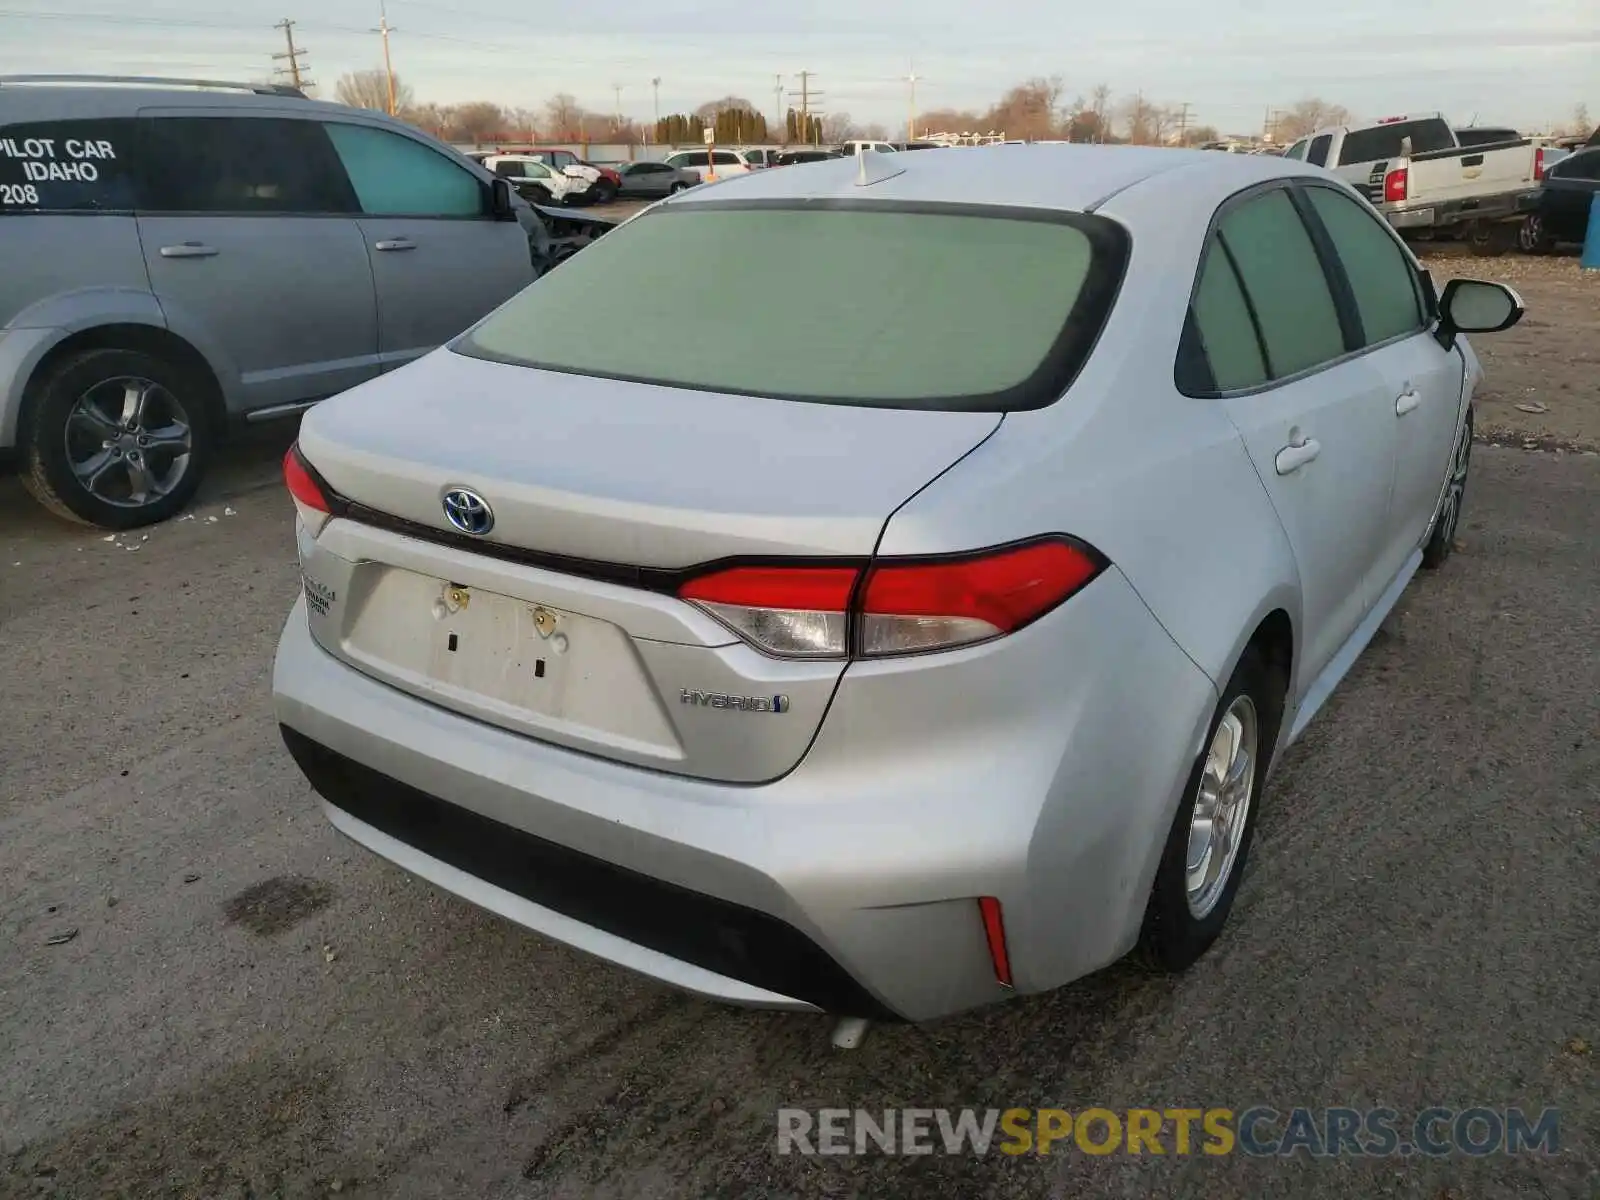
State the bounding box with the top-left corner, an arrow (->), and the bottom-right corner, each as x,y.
0,118 -> 141,212
677,152 -> 709,167
325,123 -> 484,217
1337,119 -> 1454,165
141,117 -> 355,214
1557,149 -> 1600,180
1304,186 -> 1423,345
712,152 -> 740,165
1283,139 -> 1309,161
1307,134 -> 1332,167
1215,188 -> 1346,379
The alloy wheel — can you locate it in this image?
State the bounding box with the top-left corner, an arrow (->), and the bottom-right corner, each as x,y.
64,376 -> 194,509
1185,695 -> 1259,919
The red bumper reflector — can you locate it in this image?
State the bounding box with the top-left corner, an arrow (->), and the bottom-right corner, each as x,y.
978,896 -> 1014,988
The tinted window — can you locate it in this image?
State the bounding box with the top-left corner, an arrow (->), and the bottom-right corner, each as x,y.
1186,245 -> 1268,391
1304,186 -> 1422,345
712,152 -> 740,165
0,119 -> 141,212
493,159 -> 521,178
1307,134 -> 1332,167
325,123 -> 484,216
1338,119 -> 1454,165
1557,150 -> 1600,180
142,117 -> 355,214
679,152 -> 709,167
1284,139 -> 1309,161
460,205 -> 1128,411
1217,189 -> 1345,378
1455,128 -> 1519,147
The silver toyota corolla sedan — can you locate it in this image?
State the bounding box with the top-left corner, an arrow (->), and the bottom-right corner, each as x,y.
272,145 -> 1523,1023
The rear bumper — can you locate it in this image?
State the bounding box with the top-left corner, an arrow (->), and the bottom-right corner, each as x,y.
1385,189 -> 1539,231
272,564 -> 1216,1021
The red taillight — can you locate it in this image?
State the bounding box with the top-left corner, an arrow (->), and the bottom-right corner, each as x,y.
1534,147 -> 1546,181
283,443 -> 331,514
1383,166 -> 1408,203
675,537 -> 1103,659
978,897 -> 1014,988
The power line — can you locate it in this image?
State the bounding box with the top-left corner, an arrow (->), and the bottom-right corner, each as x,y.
272,17 -> 312,92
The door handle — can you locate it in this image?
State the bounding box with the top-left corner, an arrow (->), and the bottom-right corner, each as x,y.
373,238 -> 416,251
158,243 -> 219,258
1274,438 -> 1321,475
1395,389 -> 1421,416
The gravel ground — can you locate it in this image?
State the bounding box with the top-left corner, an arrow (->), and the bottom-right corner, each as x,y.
1,255 -> 1595,1199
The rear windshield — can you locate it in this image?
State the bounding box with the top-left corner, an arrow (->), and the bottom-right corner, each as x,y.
458,201 -> 1128,411
1338,119 -> 1454,164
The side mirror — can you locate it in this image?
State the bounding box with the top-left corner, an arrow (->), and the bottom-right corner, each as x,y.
1435,278 -> 1524,347
489,176 -> 515,220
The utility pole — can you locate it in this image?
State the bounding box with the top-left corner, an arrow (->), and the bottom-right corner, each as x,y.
612,83 -> 622,130
904,63 -> 920,142
272,19 -> 312,92
773,74 -> 783,141
787,71 -> 822,144
374,0 -> 397,116
1175,101 -> 1190,146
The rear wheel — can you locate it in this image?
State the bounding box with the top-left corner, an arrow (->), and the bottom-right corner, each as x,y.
1467,219 -> 1516,257
669,182 -> 689,194
1138,647 -> 1282,972
1516,213 -> 1554,255
590,180 -> 617,205
21,347 -> 212,529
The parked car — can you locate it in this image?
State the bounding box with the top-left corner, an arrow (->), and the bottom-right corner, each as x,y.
483,154 -> 591,206
608,160 -> 699,199
737,147 -> 779,168
0,74 -> 539,529
1517,145 -> 1600,252
274,144 -> 1522,1025
1282,113 -> 1553,254
837,139 -> 899,155
660,148 -> 754,182
484,148 -> 622,204
772,148 -> 846,166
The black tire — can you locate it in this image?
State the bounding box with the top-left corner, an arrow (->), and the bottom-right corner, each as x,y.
668,182 -> 689,194
590,181 -> 617,205
1138,647 -> 1284,972
1516,213 -> 1553,256
1467,220 -> 1516,257
1422,406 -> 1472,569
20,347 -> 212,530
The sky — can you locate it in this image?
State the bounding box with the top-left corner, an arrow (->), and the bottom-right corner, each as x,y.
1,0 -> 1594,137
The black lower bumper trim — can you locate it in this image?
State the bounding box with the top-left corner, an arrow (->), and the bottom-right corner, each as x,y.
279,726 -> 900,1020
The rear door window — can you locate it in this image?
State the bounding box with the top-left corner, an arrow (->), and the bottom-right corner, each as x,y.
0,119 -> 140,212
140,116 -> 357,214
1215,188 -> 1347,378
324,123 -> 485,217
1306,134 -> 1333,167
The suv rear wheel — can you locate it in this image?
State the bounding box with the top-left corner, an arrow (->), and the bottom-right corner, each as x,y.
21,347 -> 211,530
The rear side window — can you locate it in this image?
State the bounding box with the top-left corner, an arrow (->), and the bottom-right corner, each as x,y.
1303,187 -> 1423,345
1558,150 -> 1600,180
1307,134 -> 1332,167
0,119 -> 140,212
142,117 -> 356,214
459,203 -> 1129,411
712,152 -> 740,165
325,123 -> 484,217
1283,139 -> 1309,161
1338,119 -> 1454,165
1184,246 -> 1268,392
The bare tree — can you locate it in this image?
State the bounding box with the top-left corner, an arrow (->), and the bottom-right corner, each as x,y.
336,69 -> 411,112
984,76 -> 1064,141
1149,104 -> 1180,145
1277,97 -> 1352,141
447,102 -> 506,145
819,112 -> 856,143
1181,124 -> 1221,146
1088,84 -> 1113,140
1566,103 -> 1592,136
545,93 -> 583,140
508,107 -> 541,139
695,95 -> 759,120
1121,93 -> 1159,145
857,122 -> 890,141
398,101 -> 448,137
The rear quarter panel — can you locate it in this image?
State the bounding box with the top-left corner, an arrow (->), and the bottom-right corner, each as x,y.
877,181 -> 1303,705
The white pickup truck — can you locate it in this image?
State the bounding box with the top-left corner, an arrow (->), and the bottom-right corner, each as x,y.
1284,113 -> 1555,254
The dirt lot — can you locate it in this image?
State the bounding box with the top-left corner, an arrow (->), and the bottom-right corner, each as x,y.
1,252 -> 1596,1199
1417,250 -> 1598,451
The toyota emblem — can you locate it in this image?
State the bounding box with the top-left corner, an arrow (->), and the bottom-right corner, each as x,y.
442,487 -> 494,536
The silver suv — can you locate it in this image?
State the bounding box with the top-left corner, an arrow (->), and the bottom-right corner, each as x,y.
0,75 -> 540,529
